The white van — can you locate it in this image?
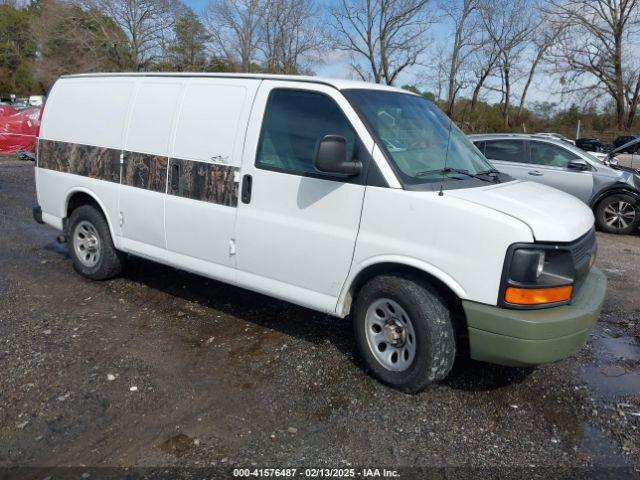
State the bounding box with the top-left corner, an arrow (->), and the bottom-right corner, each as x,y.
33,73 -> 606,392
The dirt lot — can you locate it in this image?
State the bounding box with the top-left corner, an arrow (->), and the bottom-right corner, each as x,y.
1,156 -> 639,474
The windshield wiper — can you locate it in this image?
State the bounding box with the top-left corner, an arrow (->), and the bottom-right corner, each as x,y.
475,168 -> 502,182
476,168 -> 499,175
415,167 -> 494,182
415,167 -> 471,178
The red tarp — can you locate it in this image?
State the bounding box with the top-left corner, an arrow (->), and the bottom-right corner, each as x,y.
0,106 -> 42,154
0,105 -> 18,117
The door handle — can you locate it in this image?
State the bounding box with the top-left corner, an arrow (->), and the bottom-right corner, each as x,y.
171,163 -> 179,192
241,174 -> 252,204
528,170 -> 543,176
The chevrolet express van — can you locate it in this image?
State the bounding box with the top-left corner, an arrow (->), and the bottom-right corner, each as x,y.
33,73 -> 607,392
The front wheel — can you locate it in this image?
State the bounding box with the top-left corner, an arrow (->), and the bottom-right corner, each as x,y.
595,194 -> 639,235
353,274 -> 456,393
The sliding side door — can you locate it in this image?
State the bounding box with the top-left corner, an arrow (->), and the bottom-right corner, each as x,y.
164,78 -> 260,281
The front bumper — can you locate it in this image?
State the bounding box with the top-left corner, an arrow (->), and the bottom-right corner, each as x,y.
463,267 -> 607,367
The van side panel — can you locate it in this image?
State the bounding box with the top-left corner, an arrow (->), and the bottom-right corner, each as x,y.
37,78 -> 136,240
40,78 -> 134,148
119,79 -> 185,250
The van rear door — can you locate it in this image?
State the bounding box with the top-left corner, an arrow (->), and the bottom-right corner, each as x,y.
233,81 -> 374,313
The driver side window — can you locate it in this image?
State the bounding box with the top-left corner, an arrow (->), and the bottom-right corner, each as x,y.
256,89 -> 356,175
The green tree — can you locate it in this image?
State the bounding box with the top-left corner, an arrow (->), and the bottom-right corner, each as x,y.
0,4 -> 36,94
36,1 -> 133,89
401,84 -> 436,102
169,8 -> 209,71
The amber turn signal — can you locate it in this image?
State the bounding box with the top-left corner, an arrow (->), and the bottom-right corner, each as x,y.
504,285 -> 573,305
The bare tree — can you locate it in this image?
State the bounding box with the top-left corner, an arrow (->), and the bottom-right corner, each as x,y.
260,0 -> 321,74
442,0 -> 481,116
479,0 -> 534,127
203,0 -> 262,72
465,37 -> 500,113
546,0 -> 640,131
330,0 -> 433,85
77,0 -> 180,70
516,12 -> 566,123
421,50 -> 449,102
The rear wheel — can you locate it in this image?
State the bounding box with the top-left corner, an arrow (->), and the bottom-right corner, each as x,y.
353,274 -> 456,393
68,205 -> 125,280
595,194 -> 639,235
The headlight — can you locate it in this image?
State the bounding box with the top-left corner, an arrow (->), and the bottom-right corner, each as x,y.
501,245 -> 576,308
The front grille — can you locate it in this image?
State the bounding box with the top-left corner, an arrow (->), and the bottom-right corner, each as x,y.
570,228 -> 597,265
569,228 -> 597,299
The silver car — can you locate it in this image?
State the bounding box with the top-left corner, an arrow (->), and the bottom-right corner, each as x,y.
469,134 -> 640,235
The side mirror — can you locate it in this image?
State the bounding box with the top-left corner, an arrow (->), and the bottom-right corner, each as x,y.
568,159 -> 589,171
314,135 -> 362,176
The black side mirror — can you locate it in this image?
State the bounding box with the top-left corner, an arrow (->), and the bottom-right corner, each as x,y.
314,135 -> 362,176
568,159 -> 589,171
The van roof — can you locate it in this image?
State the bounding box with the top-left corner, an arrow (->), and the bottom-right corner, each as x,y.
60,72 -> 411,94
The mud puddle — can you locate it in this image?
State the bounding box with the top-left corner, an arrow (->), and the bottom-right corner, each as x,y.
581,334 -> 640,398
579,423 -> 633,468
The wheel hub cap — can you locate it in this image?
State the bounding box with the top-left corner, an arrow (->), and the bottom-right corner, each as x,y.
365,298 -> 417,372
604,201 -> 636,230
73,220 -> 101,268
383,319 -> 406,347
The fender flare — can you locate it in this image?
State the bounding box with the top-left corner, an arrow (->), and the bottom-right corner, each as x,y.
335,255 -> 468,317
64,187 -> 120,249
589,186 -> 640,209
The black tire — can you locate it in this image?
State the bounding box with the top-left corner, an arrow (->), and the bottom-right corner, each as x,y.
353,274 -> 456,393
595,193 -> 639,235
67,205 -> 125,280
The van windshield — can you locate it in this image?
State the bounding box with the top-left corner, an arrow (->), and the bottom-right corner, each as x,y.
343,89 -> 494,185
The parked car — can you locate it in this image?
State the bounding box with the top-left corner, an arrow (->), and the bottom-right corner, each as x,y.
33,73 -> 606,392
576,137 -> 607,152
613,135 -> 638,153
470,133 -> 640,234
535,132 -> 575,145
28,95 -> 45,107
10,99 -> 29,109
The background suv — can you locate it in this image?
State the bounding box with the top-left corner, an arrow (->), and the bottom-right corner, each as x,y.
470,134 -> 640,235
613,135 -> 639,153
576,137 -> 610,153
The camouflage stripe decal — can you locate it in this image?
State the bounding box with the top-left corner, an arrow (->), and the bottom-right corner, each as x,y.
37,139 -> 239,207
122,152 -> 168,193
38,139 -> 120,183
168,158 -> 239,207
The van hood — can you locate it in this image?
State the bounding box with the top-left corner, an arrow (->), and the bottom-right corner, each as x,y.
447,180 -> 594,242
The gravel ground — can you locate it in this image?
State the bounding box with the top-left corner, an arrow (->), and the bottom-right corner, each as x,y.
0,156 -> 639,474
